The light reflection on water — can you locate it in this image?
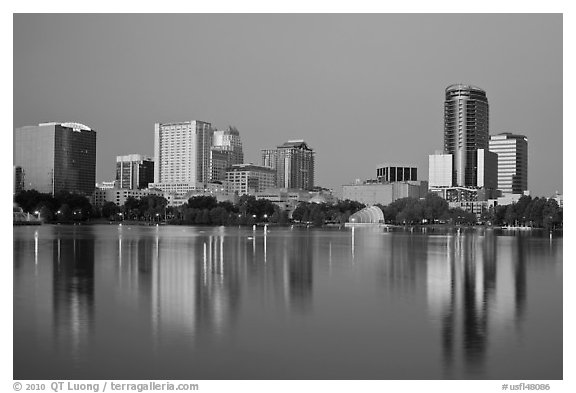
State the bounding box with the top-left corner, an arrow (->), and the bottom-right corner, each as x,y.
13,225 -> 562,380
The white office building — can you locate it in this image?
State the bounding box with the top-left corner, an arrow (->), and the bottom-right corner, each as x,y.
151,120 -> 213,193
428,153 -> 453,188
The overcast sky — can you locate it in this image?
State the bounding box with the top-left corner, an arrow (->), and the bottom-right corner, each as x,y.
13,13 -> 562,197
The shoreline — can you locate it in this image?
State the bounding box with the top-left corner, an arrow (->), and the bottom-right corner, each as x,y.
16,220 -> 562,235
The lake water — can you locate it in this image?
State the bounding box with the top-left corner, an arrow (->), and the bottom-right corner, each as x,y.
13,224 -> 562,380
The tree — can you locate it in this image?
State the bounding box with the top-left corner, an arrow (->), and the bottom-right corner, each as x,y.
423,193 -> 449,222
38,205 -> 54,222
217,200 -> 237,213
57,204 -> 73,222
123,197 -> 140,219
188,196 -> 218,210
210,207 -> 228,225
480,206 -> 494,224
183,208 -> 197,224
542,199 -> 561,230
527,197 -> 546,227
102,202 -> 120,219
448,208 -> 476,225
515,195 -> 533,225
15,190 -> 57,213
278,210 -> 289,225
292,203 -> 308,222
301,209 -> 310,223
201,209 -> 211,224
505,205 -> 517,226
493,205 -> 507,226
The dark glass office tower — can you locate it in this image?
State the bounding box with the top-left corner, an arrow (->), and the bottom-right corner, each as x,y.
444,84 -> 489,187
116,154 -> 155,189
489,133 -> 528,194
14,122 -> 97,195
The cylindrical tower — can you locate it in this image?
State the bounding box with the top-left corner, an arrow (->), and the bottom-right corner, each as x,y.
444,84 -> 489,187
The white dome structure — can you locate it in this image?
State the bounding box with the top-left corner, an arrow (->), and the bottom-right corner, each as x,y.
309,194 -> 328,204
348,206 -> 384,224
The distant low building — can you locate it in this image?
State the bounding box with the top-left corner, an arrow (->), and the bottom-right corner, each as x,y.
163,182 -> 234,207
342,181 -> 428,206
254,188 -> 311,218
91,188 -> 165,208
448,200 -> 496,216
225,164 -> 276,195
429,186 -> 500,203
147,182 -> 204,197
96,181 -> 118,190
495,193 -> 524,206
376,163 -> 418,182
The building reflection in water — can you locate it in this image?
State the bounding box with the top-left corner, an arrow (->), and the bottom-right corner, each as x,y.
193,231 -> 242,341
52,226 -> 95,364
283,233 -> 314,313
109,227 -> 245,347
426,229 -> 531,377
14,225 -> 561,379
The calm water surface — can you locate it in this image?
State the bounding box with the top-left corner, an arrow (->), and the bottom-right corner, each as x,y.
13,224 -> 562,380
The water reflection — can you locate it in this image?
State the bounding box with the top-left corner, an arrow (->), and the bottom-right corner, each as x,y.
285,234 -> 314,313
425,230 -> 538,378
52,227 -> 95,365
13,226 -> 562,380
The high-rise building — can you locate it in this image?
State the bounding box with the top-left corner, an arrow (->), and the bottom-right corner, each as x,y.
444,84 -> 490,187
116,154 -> 154,190
210,126 -> 243,181
261,149 -> 278,170
152,120 -> 213,193
261,140 -> 315,190
489,133 -> 528,194
13,166 -> 24,194
14,122 -> 97,195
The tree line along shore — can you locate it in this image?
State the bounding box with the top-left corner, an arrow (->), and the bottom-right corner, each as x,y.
14,190 -> 562,230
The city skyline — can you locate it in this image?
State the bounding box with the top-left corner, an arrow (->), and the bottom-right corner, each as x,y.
13,14 -> 562,197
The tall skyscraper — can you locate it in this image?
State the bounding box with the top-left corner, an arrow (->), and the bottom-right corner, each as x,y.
444,84 -> 490,187
14,122 -> 97,195
261,149 -> 278,170
489,133 -> 528,194
210,126 -> 244,181
262,140 -> 315,190
152,120 -> 213,192
116,154 -> 155,190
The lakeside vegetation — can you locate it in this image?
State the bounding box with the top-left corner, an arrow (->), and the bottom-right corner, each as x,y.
14,190 -> 562,230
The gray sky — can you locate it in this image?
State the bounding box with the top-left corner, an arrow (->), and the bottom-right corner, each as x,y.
13,13 -> 563,197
